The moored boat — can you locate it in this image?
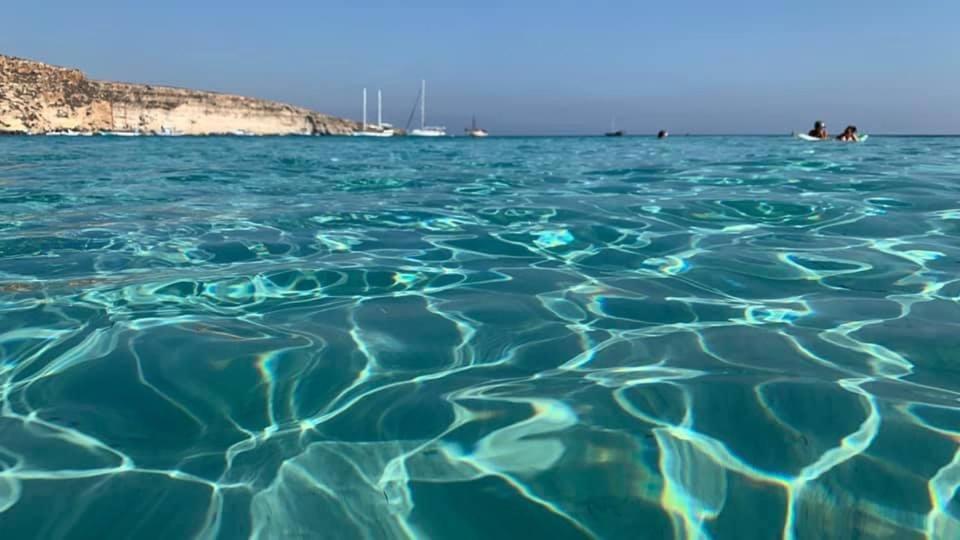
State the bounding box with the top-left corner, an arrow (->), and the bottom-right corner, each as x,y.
353,88 -> 395,137
158,126 -> 183,136
465,115 -> 488,137
408,80 -> 446,137
604,117 -> 624,136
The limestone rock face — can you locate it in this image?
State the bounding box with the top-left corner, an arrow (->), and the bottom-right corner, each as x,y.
0,54 -> 359,135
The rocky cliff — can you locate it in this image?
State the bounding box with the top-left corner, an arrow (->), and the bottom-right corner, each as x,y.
0,54 -> 359,135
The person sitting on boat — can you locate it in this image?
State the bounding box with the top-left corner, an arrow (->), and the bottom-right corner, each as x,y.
658,130 -> 668,139
837,125 -> 859,142
808,121 -> 828,140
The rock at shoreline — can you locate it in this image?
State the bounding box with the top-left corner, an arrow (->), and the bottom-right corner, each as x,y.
0,54 -> 360,135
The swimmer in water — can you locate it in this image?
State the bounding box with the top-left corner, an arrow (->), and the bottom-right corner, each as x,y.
836,125 -> 859,142
808,121 -> 828,140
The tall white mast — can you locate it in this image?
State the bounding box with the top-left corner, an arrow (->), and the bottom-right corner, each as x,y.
378,89 -> 382,128
420,80 -> 426,129
362,88 -> 368,131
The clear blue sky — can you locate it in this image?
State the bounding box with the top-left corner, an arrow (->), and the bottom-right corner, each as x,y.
4,1 -> 958,134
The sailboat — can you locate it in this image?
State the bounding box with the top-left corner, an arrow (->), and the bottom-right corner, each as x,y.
605,117 -> 624,137
409,80 -> 447,137
465,115 -> 489,138
353,88 -> 395,137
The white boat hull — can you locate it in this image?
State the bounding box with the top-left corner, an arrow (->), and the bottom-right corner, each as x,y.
409,129 -> 447,137
352,129 -> 395,137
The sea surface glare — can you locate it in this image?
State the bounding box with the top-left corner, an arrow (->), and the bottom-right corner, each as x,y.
1,135 -> 960,539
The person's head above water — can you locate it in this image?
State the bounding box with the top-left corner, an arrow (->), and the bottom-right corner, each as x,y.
837,125 -> 860,141
809,121 -> 828,138
658,130 -> 668,139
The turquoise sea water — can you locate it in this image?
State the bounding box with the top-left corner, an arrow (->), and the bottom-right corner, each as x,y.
1,135 -> 959,539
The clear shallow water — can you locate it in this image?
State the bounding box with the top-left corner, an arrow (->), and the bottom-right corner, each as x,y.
1,135 -> 959,539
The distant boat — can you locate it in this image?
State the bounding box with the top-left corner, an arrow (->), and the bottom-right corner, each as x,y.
604,117 -> 624,137
465,115 -> 489,138
408,80 -> 447,137
158,126 -> 183,136
353,88 -> 395,137
100,130 -> 141,137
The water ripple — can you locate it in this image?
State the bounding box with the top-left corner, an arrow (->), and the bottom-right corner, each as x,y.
1,136 -> 960,539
